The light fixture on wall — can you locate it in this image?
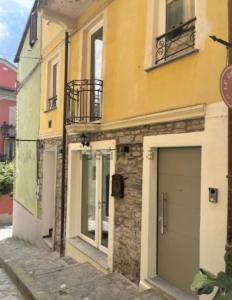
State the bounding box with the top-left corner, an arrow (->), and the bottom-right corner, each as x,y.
80,133 -> 90,147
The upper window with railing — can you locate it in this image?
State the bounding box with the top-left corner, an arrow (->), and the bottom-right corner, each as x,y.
155,0 -> 196,65
66,19 -> 104,125
46,56 -> 59,111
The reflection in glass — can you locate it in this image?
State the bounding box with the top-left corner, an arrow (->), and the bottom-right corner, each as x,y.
101,154 -> 110,248
81,154 -> 96,240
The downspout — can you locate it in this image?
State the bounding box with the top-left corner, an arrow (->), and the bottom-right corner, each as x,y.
60,32 -> 69,256
226,0 -> 232,277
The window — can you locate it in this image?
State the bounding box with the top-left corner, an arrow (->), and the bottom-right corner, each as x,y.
155,0 -> 196,65
81,152 -> 111,252
90,27 -> 103,121
52,63 -> 58,98
30,10 -> 37,47
166,0 -> 194,31
47,57 -> 59,111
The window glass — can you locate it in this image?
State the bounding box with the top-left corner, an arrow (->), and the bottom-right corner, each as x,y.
166,0 -> 194,32
81,154 -> 97,241
52,63 -> 58,97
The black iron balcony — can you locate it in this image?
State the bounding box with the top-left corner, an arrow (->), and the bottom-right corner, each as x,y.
155,17 -> 196,64
66,79 -> 103,125
48,95 -> 57,110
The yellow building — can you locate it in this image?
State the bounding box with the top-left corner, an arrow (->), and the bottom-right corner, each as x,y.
38,1 -> 228,299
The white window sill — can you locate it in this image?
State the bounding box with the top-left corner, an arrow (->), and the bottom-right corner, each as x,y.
145,49 -> 199,73
68,237 -> 108,270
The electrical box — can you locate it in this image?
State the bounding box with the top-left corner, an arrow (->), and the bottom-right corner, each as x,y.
111,174 -> 124,198
209,188 -> 218,203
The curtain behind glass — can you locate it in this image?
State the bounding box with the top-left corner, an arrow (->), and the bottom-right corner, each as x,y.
166,0 -> 195,32
166,0 -> 183,32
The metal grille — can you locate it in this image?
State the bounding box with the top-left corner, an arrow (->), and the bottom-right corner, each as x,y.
66,79 -> 103,124
155,17 -> 196,64
47,95 -> 57,111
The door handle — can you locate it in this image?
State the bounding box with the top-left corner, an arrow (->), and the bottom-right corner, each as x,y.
160,193 -> 168,235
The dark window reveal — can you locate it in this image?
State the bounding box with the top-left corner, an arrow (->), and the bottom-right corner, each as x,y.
52,63 -> 58,97
30,10 -> 37,47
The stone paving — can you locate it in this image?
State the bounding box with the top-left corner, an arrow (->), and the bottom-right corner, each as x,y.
0,238 -> 170,300
0,268 -> 23,299
0,226 -> 12,241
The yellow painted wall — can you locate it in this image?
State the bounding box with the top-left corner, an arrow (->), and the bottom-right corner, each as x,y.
39,20 -> 65,136
39,0 -> 228,135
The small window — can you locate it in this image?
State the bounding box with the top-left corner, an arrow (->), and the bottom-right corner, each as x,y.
30,10 -> 37,47
52,63 -> 58,98
47,58 -> 59,111
154,0 -> 196,65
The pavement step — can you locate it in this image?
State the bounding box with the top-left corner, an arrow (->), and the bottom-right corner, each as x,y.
133,289 -> 173,300
0,238 -> 174,300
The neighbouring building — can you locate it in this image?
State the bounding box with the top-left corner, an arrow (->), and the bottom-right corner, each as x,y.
15,0 -> 229,299
0,58 -> 17,161
13,0 -> 42,243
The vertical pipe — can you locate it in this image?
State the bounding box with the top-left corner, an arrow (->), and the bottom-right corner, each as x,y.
60,32 -> 69,256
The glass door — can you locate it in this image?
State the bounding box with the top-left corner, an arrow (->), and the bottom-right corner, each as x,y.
81,152 -> 110,252
99,154 -> 110,252
81,154 -> 97,246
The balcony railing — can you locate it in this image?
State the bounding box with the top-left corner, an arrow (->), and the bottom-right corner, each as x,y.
48,95 -> 57,110
155,17 -> 196,64
66,79 -> 103,125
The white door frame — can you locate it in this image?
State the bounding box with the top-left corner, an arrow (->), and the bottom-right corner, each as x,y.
66,140 -> 116,271
140,102 -> 228,294
42,145 -> 57,247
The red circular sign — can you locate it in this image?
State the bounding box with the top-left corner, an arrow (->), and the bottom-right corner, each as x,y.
220,65 -> 232,109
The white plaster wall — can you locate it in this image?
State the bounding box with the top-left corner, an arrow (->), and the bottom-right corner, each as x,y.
13,201 -> 42,245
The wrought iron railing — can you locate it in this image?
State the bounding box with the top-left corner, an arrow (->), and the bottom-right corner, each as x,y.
155,17 -> 196,64
48,95 -> 57,110
66,79 -> 103,124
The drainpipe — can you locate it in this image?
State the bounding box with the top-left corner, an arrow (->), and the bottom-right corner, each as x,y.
60,32 -> 69,256
226,0 -> 232,277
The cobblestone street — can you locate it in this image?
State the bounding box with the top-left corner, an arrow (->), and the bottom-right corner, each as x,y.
0,268 -> 23,299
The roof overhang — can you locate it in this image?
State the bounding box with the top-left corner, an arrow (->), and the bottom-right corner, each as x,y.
38,0 -> 95,30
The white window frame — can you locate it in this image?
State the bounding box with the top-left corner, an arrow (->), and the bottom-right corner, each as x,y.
44,52 -> 60,111
77,14 -> 105,123
66,140 -> 116,271
79,150 -> 110,255
144,0 -> 200,69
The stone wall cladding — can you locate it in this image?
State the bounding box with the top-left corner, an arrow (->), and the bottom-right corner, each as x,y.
38,118 -> 205,283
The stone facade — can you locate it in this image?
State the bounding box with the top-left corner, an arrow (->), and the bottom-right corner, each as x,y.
38,117 -> 205,283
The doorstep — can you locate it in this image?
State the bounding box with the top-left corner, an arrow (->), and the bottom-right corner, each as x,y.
68,237 -> 109,273
145,277 -> 198,300
43,237 -> 53,249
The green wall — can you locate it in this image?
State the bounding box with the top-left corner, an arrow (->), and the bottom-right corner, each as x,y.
15,15 -> 41,215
